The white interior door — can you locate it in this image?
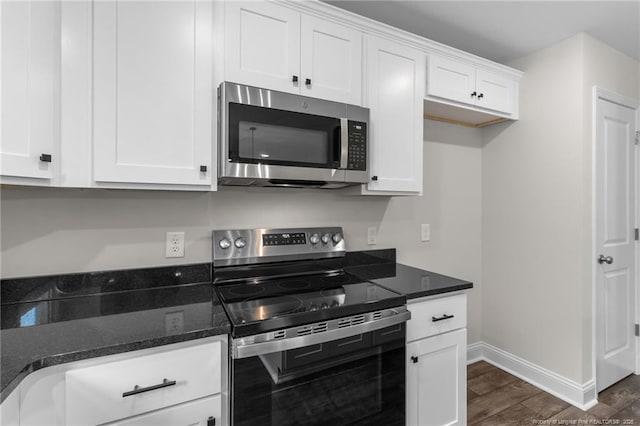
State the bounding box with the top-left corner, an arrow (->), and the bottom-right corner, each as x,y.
595,91 -> 638,392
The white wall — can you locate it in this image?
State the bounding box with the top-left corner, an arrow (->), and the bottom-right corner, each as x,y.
482,33 -> 640,385
0,120 -> 484,342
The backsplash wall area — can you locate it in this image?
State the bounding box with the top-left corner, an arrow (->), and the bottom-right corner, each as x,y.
0,120 -> 482,341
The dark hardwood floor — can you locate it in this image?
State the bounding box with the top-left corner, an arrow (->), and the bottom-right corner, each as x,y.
468,361 -> 640,425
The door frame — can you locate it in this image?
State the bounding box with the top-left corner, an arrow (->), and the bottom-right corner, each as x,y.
591,86 -> 640,393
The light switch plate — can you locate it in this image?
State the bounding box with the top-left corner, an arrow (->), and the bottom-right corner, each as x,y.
421,224 -> 430,242
367,226 -> 377,245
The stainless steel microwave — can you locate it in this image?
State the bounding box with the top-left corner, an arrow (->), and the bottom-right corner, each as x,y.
218,82 -> 369,188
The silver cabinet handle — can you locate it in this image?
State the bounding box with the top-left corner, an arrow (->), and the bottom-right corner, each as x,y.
598,255 -> 613,265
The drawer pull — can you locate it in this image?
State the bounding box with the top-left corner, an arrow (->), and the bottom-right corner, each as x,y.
122,378 -> 176,397
431,314 -> 455,322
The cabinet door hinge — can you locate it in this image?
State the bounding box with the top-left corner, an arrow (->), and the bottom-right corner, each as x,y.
207,416 -> 216,426
635,228 -> 639,241
636,131 -> 639,145
635,324 -> 639,337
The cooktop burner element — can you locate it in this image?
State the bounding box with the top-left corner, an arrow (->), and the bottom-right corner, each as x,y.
212,227 -> 406,337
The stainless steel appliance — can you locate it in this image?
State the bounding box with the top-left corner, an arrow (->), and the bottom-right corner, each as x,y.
218,82 -> 369,188
213,227 -> 409,426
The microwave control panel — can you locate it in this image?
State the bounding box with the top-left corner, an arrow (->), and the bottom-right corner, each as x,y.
347,121 -> 367,171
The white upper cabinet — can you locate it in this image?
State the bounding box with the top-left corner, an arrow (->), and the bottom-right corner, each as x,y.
224,2 -> 362,105
365,36 -> 424,193
224,2 -> 300,94
426,54 -> 520,127
92,1 -> 213,186
0,0 -> 59,182
474,68 -> 516,113
299,15 -> 361,104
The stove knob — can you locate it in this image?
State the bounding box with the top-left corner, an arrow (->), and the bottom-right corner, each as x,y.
234,237 -> 246,248
320,303 -> 329,310
219,238 -> 231,250
309,233 -> 320,245
321,233 -> 331,244
309,304 -> 318,311
332,233 -> 342,244
331,301 -> 340,308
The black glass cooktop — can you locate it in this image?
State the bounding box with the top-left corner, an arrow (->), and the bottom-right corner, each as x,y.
215,271 -> 405,337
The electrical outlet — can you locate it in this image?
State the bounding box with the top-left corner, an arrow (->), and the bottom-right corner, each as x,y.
165,311 -> 184,335
421,224 -> 430,242
165,232 -> 185,258
367,226 -> 377,245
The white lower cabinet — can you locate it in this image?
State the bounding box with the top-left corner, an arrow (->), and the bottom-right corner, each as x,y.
407,328 -> 466,426
406,294 -> 467,426
0,386 -> 20,426
65,340 -> 221,425
105,394 -> 221,426
1,337 -> 227,426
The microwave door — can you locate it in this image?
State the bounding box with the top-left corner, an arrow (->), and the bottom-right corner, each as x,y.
237,121 -> 335,168
228,103 -> 340,169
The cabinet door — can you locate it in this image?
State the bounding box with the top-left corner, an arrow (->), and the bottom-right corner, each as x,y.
300,15 -> 361,104
407,328 -> 466,426
105,394 -> 221,426
475,69 -> 515,114
427,55 -> 476,107
1,0 -> 58,180
366,36 -> 424,192
225,2 -> 300,94
93,1 -> 212,186
0,386 -> 19,426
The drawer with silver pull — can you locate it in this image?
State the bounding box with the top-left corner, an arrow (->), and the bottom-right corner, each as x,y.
406,293 -> 466,342
65,339 -> 221,425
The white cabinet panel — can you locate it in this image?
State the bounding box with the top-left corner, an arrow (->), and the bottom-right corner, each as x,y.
427,56 -> 475,107
366,36 -> 424,193
0,387 -> 19,426
426,53 -> 519,122
300,15 -> 361,104
65,340 -> 221,426
106,394 -> 221,426
407,293 -> 466,342
225,1 -> 300,94
1,0 -> 58,180
225,3 -> 362,105
407,328 -> 466,426
93,1 -> 212,186
475,69 -> 515,114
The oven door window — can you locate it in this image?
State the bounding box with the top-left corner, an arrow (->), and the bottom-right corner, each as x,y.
228,103 -> 341,169
231,324 -> 405,426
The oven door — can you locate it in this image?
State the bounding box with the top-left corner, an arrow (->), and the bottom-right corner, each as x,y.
230,323 -> 406,426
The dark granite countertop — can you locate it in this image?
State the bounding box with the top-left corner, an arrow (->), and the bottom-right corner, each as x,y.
0,250 -> 471,403
344,251 -> 473,299
0,264 -> 230,403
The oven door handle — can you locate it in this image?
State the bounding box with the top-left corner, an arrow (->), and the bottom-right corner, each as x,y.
231,308 -> 411,359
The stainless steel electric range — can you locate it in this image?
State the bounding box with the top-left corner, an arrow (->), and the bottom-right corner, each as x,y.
213,227 -> 410,426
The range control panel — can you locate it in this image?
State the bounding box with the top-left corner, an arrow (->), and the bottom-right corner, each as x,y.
213,227 -> 345,267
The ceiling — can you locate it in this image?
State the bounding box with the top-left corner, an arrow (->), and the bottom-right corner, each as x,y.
324,1 -> 640,64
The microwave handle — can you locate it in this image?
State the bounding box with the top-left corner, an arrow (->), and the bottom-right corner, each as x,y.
340,118 -> 349,169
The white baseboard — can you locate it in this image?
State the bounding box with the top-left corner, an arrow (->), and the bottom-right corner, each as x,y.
467,341 -> 597,411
